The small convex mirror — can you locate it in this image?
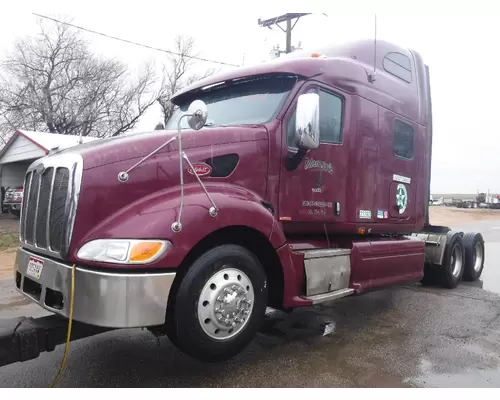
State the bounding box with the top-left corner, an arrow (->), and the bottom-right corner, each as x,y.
187,100 -> 208,131
294,92 -> 320,150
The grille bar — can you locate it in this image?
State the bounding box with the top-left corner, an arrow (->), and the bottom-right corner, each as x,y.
35,168 -> 54,248
21,172 -> 33,242
24,172 -> 40,244
49,168 -> 70,252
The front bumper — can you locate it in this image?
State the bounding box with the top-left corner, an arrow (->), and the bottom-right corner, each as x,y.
14,247 -> 176,328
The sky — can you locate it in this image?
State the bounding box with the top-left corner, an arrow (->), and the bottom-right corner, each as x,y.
0,0 -> 499,194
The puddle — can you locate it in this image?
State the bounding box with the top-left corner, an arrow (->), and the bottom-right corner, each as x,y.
407,358 -> 500,388
477,242 -> 500,295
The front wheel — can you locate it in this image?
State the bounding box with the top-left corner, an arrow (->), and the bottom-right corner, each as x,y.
166,244 -> 268,362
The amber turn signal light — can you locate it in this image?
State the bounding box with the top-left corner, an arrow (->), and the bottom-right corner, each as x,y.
129,241 -> 165,262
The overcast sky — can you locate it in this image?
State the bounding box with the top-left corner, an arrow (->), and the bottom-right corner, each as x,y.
0,0 -> 498,194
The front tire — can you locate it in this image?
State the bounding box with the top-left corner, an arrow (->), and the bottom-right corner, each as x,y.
166,244 -> 268,362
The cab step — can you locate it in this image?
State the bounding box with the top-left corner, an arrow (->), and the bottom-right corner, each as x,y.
304,288 -> 355,305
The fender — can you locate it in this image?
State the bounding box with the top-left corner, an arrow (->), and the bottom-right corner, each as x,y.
67,182 -> 287,269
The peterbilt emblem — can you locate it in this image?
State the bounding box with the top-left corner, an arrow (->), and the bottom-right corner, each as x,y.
187,163 -> 212,177
35,164 -> 44,174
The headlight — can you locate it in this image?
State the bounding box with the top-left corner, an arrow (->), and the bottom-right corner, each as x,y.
77,239 -> 171,264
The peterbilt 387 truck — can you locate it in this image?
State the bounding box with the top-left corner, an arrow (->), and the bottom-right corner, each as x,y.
1,39 -> 485,365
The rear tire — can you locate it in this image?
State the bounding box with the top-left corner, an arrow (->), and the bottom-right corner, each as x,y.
462,232 -> 485,281
440,231 -> 465,289
166,244 -> 268,362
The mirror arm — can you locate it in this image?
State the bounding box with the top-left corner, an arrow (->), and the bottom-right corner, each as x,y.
285,147 -> 308,171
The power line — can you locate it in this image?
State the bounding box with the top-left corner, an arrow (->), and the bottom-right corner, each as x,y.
32,13 -> 240,68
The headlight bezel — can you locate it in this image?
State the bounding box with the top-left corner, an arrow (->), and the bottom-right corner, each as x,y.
76,239 -> 172,265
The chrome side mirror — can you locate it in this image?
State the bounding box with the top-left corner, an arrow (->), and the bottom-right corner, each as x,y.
187,100 -> 208,131
294,92 -> 320,150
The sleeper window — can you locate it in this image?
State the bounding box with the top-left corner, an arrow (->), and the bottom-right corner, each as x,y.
383,52 -> 412,83
393,119 -> 414,159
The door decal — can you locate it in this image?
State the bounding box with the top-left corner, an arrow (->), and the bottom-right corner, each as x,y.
304,157 -> 333,174
396,184 -> 408,214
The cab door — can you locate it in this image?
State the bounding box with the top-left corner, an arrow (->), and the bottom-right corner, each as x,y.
278,83 -> 349,227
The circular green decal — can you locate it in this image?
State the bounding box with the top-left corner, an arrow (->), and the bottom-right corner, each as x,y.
396,184 -> 408,214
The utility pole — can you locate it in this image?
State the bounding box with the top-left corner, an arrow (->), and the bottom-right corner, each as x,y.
258,13 -> 311,55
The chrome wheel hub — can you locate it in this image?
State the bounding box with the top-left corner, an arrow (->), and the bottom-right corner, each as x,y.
473,242 -> 484,272
451,244 -> 463,278
197,267 -> 254,340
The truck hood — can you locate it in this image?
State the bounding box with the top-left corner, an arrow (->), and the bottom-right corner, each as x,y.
53,125 -> 268,170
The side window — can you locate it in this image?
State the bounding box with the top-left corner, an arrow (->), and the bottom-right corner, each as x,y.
286,105 -> 297,148
286,87 -> 343,148
319,90 -> 343,144
383,52 -> 412,83
393,119 -> 414,159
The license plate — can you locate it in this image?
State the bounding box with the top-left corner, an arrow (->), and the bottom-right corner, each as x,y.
26,257 -> 44,280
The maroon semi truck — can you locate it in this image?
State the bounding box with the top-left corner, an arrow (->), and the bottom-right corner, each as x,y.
6,39 -> 486,364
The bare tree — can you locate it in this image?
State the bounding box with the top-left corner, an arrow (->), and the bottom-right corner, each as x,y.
157,35 -> 217,126
0,18 -> 166,138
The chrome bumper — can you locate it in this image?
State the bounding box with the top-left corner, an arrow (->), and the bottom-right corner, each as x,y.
14,247 -> 176,328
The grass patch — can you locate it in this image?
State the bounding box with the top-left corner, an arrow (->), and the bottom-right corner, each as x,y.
0,232 -> 19,250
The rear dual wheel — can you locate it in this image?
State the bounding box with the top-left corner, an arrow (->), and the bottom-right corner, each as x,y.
166,244 -> 268,363
462,232 -> 485,282
440,231 -> 465,289
422,231 -> 485,289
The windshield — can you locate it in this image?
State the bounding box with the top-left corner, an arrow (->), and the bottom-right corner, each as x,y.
165,74 -> 297,130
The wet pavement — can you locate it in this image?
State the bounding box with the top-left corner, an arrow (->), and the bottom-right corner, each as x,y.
0,220 -> 499,387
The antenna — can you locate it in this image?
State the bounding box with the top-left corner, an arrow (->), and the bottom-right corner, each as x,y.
374,14 -> 377,74
368,14 -> 377,83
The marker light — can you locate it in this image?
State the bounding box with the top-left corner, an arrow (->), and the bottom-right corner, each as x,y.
77,239 -> 171,264
129,242 -> 165,263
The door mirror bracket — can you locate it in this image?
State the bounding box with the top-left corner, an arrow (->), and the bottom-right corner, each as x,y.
285,148 -> 308,171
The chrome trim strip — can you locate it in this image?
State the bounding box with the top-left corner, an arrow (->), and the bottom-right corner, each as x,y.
15,247 -> 176,328
33,171 -> 42,246
304,288 -> 355,305
20,172 -> 32,242
63,159 -> 82,257
21,153 -> 84,259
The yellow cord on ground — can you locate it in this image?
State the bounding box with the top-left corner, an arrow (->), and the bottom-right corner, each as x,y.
49,263 -> 76,388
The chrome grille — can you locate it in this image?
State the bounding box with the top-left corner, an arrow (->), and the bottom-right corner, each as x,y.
20,154 -> 83,259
